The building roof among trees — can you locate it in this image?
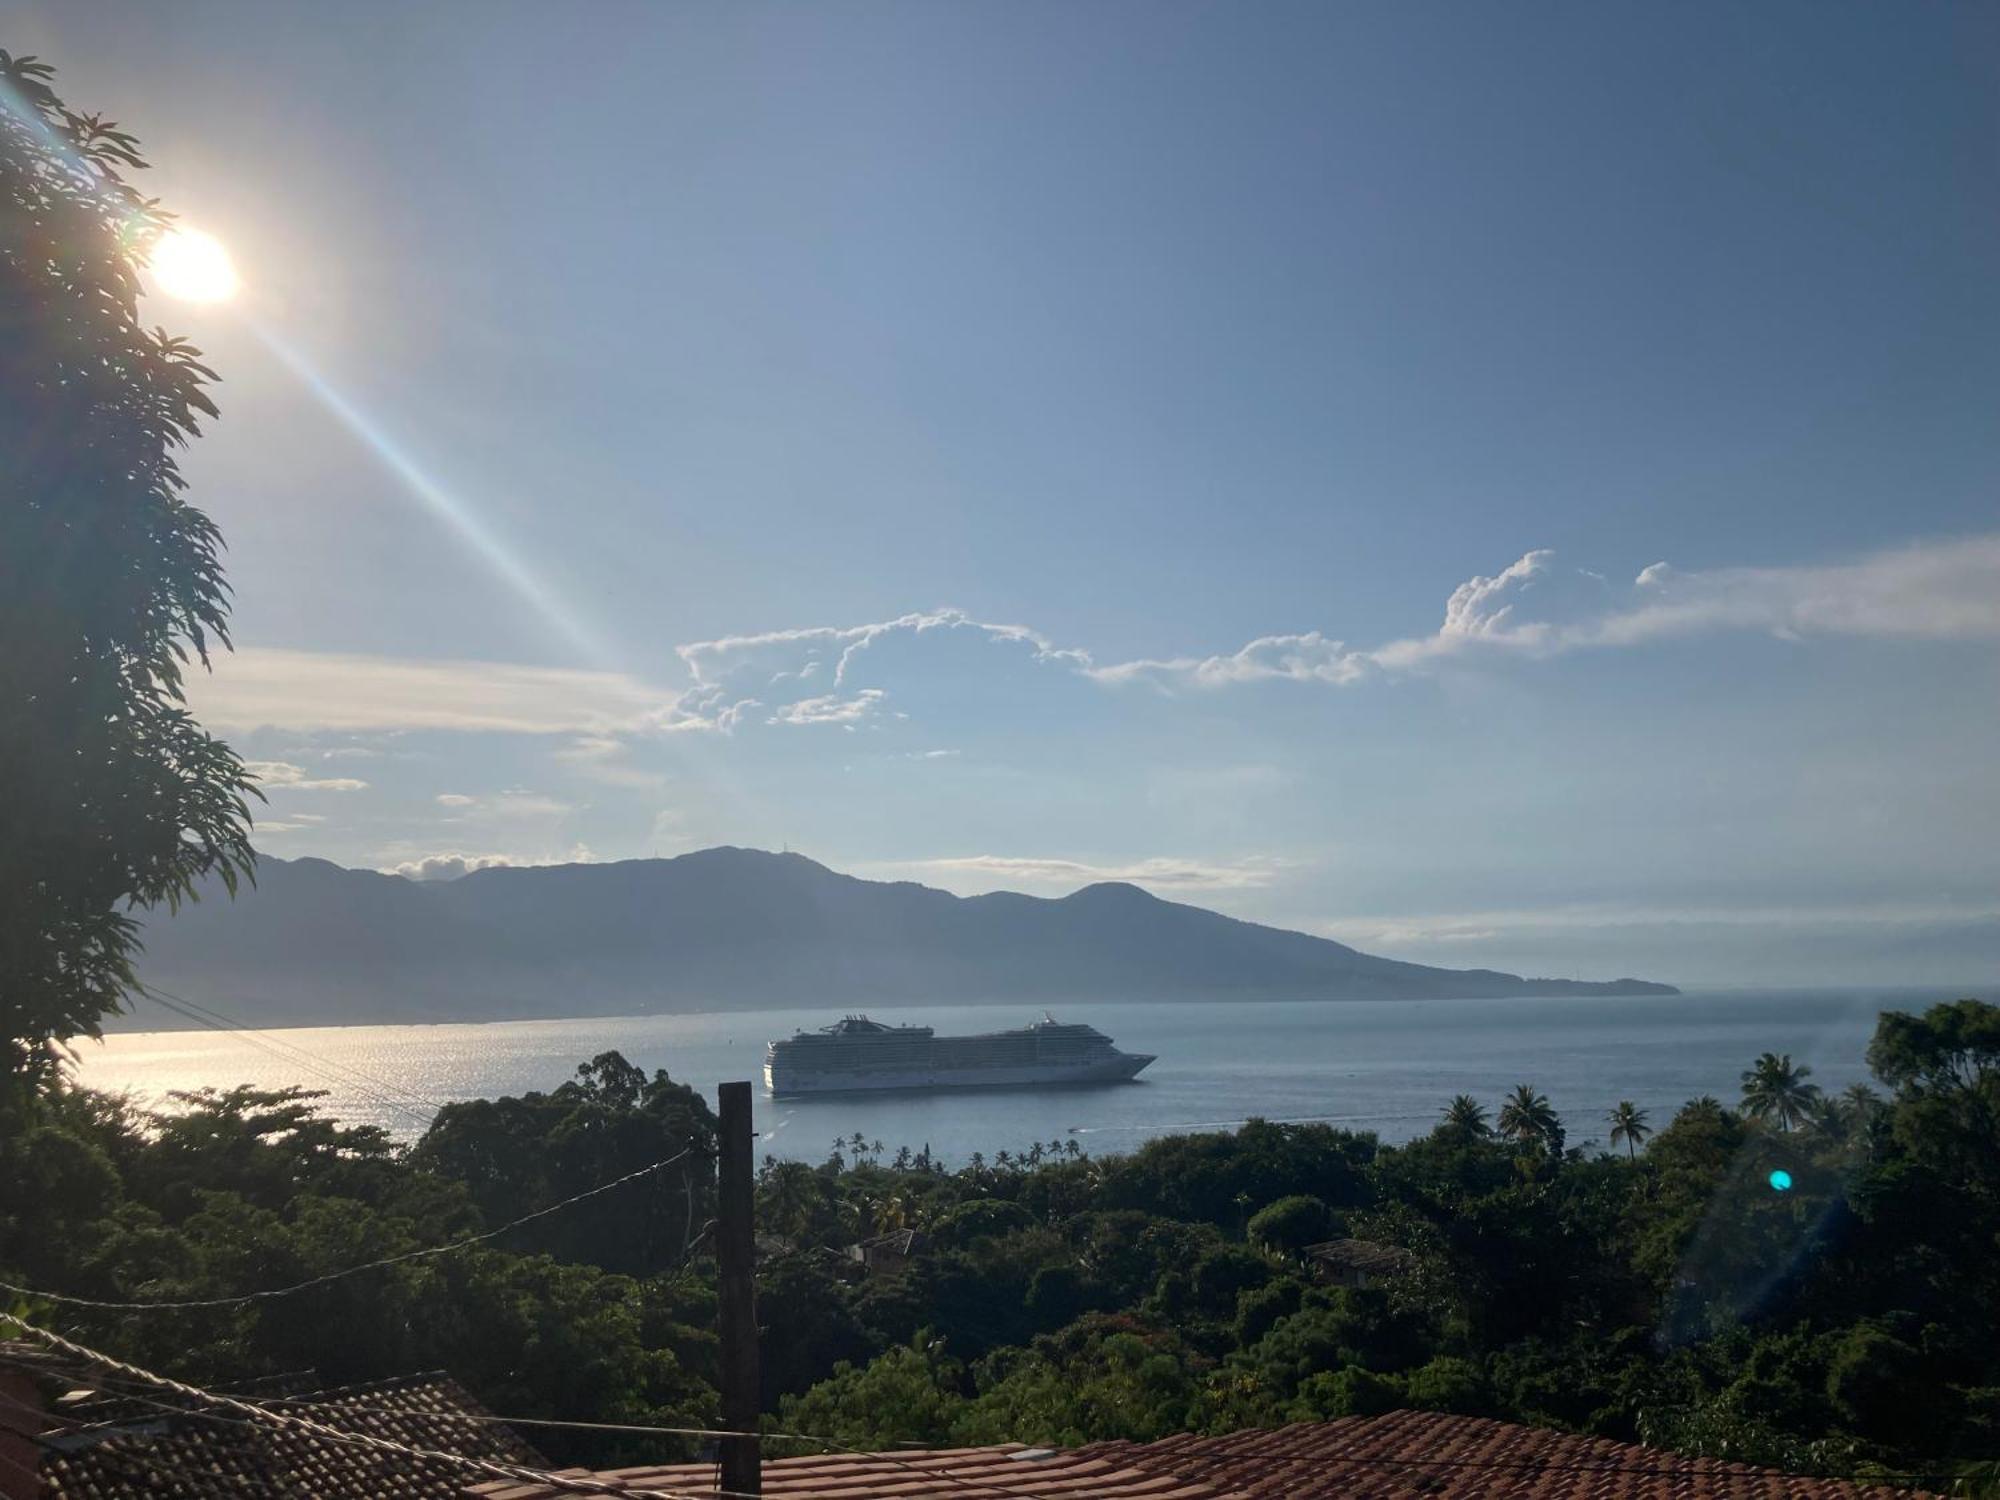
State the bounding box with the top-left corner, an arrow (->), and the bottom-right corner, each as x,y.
4,1357 -> 546,1500
469,1411 -> 1938,1500
471,1440 -> 1231,1499
1298,1238 -> 1416,1277
1090,1411 -> 1936,1498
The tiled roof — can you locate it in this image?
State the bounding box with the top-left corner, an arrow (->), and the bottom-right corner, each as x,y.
24,1369 -> 546,1500
469,1442 -> 1234,1499
1299,1239 -> 1415,1275
475,1412 -> 1939,1500
1093,1411 -> 1938,1500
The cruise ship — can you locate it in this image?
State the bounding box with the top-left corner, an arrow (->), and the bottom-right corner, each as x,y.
764,1013 -> 1155,1097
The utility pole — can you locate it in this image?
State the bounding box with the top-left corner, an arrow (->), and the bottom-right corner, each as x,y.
716,1080 -> 761,1496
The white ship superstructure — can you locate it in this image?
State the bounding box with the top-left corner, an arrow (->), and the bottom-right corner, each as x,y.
764,1013 -> 1155,1096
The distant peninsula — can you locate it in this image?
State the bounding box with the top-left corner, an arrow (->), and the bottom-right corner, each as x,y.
127,847 -> 1677,1029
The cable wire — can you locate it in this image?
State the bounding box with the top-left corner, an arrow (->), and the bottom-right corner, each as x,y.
8,1347 -> 1074,1500
136,984 -> 448,1130
0,1318 -> 718,1500
144,982 -> 455,1110
0,1146 -> 694,1312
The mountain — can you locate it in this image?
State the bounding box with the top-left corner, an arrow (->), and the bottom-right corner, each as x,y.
126,848 -> 1677,1028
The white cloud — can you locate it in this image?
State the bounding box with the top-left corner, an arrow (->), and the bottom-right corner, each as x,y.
191,536 -> 2000,755
767,689 -> 887,726
243,760 -> 369,792
427,788 -> 575,821
553,734 -> 670,790
678,608 -> 1091,689
873,853 -> 1291,893
193,650 -> 701,736
1093,534 -> 2000,690
385,842 -> 597,882
1317,896 -> 2000,948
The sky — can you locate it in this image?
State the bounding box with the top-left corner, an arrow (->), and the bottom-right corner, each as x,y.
15,1 -> 2000,986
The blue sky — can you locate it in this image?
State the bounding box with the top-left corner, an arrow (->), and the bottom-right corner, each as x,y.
19,2 -> 2000,984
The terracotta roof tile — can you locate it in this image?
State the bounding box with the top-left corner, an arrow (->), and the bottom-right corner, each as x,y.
469,1412 -> 1940,1500
23,1369 -> 546,1500
1088,1411 -> 1939,1500
466,1441 -> 1239,1499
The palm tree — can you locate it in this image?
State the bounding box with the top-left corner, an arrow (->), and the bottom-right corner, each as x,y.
1440,1095 -> 1490,1140
1807,1082 -> 1886,1146
1497,1084 -> 1561,1154
1740,1052 -> 1821,1132
756,1159 -> 823,1241
1606,1101 -> 1651,1160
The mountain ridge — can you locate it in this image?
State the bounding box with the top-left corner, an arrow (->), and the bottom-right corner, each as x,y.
124,846 -> 1677,1029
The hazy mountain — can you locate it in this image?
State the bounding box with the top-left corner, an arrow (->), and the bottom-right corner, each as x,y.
127,847 -> 1676,1028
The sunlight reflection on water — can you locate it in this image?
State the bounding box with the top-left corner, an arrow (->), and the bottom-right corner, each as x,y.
76,990 -> 1931,1165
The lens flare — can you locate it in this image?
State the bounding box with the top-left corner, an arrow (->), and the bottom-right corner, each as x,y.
147,226 -> 241,302
1768,1169 -> 1793,1192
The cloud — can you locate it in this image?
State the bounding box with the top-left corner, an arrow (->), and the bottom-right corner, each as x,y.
434,793 -> 477,807
1317,896 -> 2000,948
1588,534 -> 2000,646
1093,534 -> 2000,690
875,853 -> 1291,893
243,760 -> 369,792
192,650 -> 703,736
767,689 -> 886,726
553,734 -> 670,789
191,535 -> 2000,752
384,843 -> 597,882
678,608 -> 1091,690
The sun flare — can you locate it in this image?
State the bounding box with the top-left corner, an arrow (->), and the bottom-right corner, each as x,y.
147,225 -> 241,303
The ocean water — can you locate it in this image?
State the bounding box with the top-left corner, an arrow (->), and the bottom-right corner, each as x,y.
74,989 -> 1961,1164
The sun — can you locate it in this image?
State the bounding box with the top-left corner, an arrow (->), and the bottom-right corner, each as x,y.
146,225 -> 241,303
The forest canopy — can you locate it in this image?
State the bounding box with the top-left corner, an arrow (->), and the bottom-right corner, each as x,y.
3,1000 -> 1997,1490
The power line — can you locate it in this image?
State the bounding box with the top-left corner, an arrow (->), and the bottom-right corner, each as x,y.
7,1347 -> 1960,1498
0,1146 -> 694,1312
0,1319 -> 718,1500
12,1353 -> 1074,1500
54,1363 -> 1964,1499
0,1386 -> 317,1500
143,982 -> 455,1113
135,984 -> 447,1130
135,989 -> 440,1132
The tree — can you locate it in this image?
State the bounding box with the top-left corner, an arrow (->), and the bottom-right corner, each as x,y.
1606,1101 -> 1651,1160
0,53 -> 255,1090
1497,1084 -> 1562,1155
1739,1052 -> 1820,1133
410,1051 -> 716,1276
1247,1194 -> 1335,1259
778,1335 -> 968,1449
757,1159 -> 829,1244
1867,999 -> 2000,1098
1865,1000 -> 2000,1190
1438,1095 -> 1491,1142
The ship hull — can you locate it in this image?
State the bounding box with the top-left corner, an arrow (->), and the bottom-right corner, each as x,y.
767,1052 -> 1153,1098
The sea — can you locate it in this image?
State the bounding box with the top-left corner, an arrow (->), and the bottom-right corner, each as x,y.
73,989 -> 1966,1165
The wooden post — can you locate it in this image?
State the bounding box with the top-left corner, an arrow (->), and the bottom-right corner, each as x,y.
716,1080 -> 761,1496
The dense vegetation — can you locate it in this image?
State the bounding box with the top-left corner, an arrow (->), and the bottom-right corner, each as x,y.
2,51 -> 1995,1499
4,999 -> 1996,1491
0,51 -> 257,1089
